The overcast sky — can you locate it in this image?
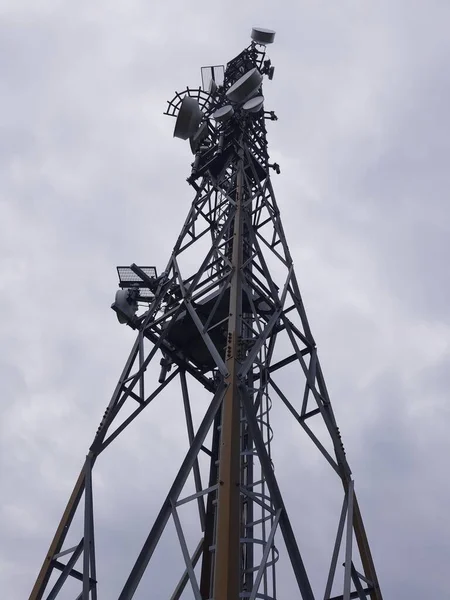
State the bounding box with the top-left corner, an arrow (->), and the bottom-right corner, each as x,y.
1,1 -> 450,598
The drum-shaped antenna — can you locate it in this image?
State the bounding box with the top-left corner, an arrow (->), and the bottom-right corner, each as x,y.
251,27 -> 276,45
226,68 -> 263,104
243,95 -> 264,113
212,105 -> 234,122
173,96 -> 203,140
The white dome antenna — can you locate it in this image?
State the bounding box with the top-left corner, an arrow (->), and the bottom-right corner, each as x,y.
112,289 -> 138,324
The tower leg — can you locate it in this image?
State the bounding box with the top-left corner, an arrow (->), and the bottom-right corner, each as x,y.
29,469 -> 86,600
214,155 -> 244,600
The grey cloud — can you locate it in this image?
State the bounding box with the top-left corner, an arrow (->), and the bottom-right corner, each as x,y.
1,1 -> 450,599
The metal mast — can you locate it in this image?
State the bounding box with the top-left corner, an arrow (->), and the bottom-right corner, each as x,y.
29,28 -> 383,600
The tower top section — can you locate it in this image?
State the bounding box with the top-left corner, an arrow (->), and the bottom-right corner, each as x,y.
164,28 -> 278,187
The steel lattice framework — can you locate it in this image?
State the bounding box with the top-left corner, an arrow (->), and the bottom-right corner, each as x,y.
29,33 -> 383,600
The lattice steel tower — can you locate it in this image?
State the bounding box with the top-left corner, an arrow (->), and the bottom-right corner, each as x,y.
30,28 -> 383,600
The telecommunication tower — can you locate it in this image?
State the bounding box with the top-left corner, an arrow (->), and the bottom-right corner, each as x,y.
29,28 -> 382,600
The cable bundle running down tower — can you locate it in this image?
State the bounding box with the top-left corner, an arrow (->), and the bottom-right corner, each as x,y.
29,28 -> 383,600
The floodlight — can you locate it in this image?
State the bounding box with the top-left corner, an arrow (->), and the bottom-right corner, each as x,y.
117,266 -> 157,287
173,96 -> 203,140
117,265 -> 157,300
251,27 -> 276,45
226,68 -> 263,104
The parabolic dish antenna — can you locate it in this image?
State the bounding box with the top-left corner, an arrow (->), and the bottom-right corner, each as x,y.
212,105 -> 234,122
251,27 -> 276,45
243,95 -> 264,113
173,96 -> 203,140
226,68 -> 263,104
